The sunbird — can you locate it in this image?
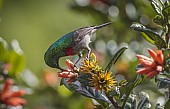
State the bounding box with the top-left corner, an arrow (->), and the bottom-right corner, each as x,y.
44,22 -> 112,70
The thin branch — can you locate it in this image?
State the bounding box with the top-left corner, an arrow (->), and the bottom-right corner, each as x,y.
106,94 -> 122,109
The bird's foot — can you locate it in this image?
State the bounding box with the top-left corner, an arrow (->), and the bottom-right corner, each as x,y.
86,54 -> 91,60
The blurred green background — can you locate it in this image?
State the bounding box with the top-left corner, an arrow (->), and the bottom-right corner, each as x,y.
0,0 -> 92,73
0,0 -> 166,109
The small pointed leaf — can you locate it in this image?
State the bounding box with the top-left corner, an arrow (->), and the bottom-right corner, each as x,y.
105,46 -> 127,71
119,79 -> 128,86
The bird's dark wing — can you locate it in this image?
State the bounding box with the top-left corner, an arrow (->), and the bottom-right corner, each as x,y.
73,27 -> 94,44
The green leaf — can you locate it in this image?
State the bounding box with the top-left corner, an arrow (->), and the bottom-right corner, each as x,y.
8,51 -> 26,76
62,79 -> 112,105
105,46 -> 127,71
156,74 -> 170,89
165,100 -> 170,109
165,59 -> 170,73
121,74 -> 145,108
0,38 -> 26,76
137,92 -> 151,109
119,79 -> 128,87
130,23 -> 166,49
149,0 -> 163,15
0,37 -> 9,62
162,48 -> 170,60
93,99 -> 110,109
130,23 -> 155,44
153,15 -> 166,27
164,0 -> 170,7
124,94 -> 137,109
162,5 -> 170,17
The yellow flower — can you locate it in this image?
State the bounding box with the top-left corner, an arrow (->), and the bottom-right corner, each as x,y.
91,70 -> 117,93
80,53 -> 102,73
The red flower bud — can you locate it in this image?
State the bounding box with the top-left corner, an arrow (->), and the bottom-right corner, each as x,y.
0,78 -> 26,106
146,70 -> 158,78
137,67 -> 153,74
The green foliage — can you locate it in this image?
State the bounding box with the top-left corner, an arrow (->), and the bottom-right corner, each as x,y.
0,37 -> 9,62
62,78 -> 111,108
131,0 -> 170,108
165,100 -> 170,109
119,74 -> 145,108
0,37 -> 26,77
8,51 -> 25,76
149,0 -> 163,15
105,46 -> 128,71
137,92 -> 151,109
130,23 -> 166,49
153,15 -> 166,27
156,73 -> 170,89
124,94 -> 137,109
162,5 -> 170,17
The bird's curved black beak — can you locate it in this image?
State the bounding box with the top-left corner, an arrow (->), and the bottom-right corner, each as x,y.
94,22 -> 112,29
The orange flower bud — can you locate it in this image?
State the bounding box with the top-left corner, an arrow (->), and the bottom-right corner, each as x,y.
148,48 -> 158,60
156,50 -> 164,65
136,67 -> 153,74
66,59 -> 74,70
146,70 -> 158,78
2,78 -> 13,94
58,71 -> 77,78
140,59 -> 156,67
0,78 -> 26,106
10,90 -> 26,98
148,48 -> 164,65
6,97 -> 26,106
136,55 -> 153,61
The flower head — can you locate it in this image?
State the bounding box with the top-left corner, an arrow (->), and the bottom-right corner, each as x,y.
58,59 -> 78,83
80,53 -> 102,73
0,78 -> 26,106
91,70 -> 117,93
136,48 -> 164,78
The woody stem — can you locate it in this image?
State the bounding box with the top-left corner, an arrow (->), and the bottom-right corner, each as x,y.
106,94 -> 122,109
